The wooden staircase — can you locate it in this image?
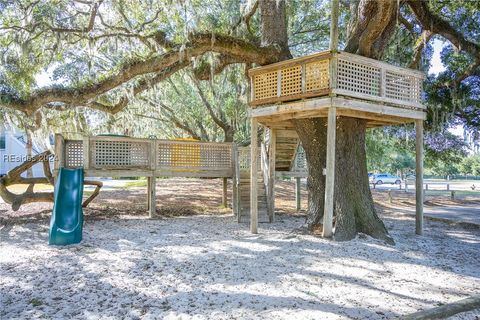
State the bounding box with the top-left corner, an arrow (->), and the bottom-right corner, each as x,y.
235,129 -> 304,223
238,171 -> 270,223
275,129 -> 300,172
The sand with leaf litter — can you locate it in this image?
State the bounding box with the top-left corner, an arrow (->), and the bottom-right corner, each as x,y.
1,210 -> 479,319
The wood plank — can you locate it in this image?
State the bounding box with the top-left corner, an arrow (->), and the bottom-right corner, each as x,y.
250,89 -> 331,107
54,134 -> 65,172
250,97 -> 332,118
222,177 -> 228,208
250,118 -> 259,234
323,107 -> 336,238
332,88 -> 425,110
268,129 -> 276,222
333,96 -> 426,120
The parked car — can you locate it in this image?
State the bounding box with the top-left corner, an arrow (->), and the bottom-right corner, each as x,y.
370,173 -> 402,185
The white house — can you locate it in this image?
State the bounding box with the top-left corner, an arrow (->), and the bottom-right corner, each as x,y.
0,126 -> 54,177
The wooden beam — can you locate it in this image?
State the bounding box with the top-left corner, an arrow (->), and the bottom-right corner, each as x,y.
232,144 -> 240,218
268,129 -> 276,222
329,0 -> 340,51
415,119 -> 424,235
54,134 -> 65,173
332,96 -> 426,120
250,118 -> 259,234
323,107 -> 336,238
249,97 -> 331,118
222,177 -> 228,208
295,177 -> 301,211
147,176 -> 156,218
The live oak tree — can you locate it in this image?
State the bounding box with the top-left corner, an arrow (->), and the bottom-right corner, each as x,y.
1,0 -> 479,242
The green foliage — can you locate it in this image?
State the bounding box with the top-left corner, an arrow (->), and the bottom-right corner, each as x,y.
458,155 -> 480,176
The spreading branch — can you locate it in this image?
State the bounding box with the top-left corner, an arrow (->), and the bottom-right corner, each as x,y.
1,33 -> 281,115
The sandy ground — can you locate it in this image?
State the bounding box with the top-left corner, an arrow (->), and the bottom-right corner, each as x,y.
1,178 -> 479,319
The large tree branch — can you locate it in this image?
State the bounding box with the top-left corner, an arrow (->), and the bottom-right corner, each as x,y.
191,78 -> 230,132
408,0 -> 480,85
408,1 -> 480,58
1,33 -> 281,115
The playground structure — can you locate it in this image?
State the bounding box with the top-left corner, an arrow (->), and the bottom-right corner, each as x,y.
54,135 -> 242,218
51,134 -> 306,228
246,49 -> 426,236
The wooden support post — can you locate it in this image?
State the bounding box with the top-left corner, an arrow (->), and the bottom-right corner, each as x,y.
295,177 -> 301,211
83,137 -> 90,170
250,118 -> 259,234
147,176 -> 156,218
268,129 -> 276,222
323,107 -> 336,238
232,144 -> 239,218
54,134 -> 65,173
405,179 -> 409,193
329,0 -> 340,51
222,177 -> 228,208
415,120 -> 424,235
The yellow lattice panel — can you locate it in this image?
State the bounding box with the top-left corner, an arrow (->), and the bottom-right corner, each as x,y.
305,60 -> 330,92
157,141 -> 232,172
253,71 -> 277,101
280,65 -> 302,97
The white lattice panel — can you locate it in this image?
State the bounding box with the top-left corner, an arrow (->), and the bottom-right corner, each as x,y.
280,65 -> 302,97
386,71 -> 422,103
65,140 -> 84,168
157,141 -> 232,170
336,58 -> 381,96
91,140 -> 150,169
305,60 -> 330,92
253,71 -> 277,101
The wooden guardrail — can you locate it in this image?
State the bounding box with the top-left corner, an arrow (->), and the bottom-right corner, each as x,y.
56,134 -> 236,178
248,50 -> 425,110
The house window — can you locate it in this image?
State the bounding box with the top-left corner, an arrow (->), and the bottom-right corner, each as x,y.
0,134 -> 5,149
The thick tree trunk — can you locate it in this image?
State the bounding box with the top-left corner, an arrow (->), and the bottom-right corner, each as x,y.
259,0 -> 292,60
293,118 -> 327,230
295,117 -> 393,243
333,118 -> 393,243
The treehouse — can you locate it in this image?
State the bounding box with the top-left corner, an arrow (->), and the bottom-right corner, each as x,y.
246,50 -> 426,237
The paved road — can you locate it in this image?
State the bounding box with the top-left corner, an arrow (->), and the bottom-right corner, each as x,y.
397,204 -> 480,226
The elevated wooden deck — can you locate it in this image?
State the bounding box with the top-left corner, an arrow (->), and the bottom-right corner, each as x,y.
55,135 -> 236,178
248,50 -> 426,127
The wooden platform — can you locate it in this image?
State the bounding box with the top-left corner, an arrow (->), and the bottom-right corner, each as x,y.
248,50 -> 426,126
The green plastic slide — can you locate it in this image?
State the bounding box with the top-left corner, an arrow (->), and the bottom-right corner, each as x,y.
49,168 -> 84,245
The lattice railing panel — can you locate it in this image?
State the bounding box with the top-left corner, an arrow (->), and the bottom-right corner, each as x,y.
90,140 -> 150,169
305,60 -> 330,92
280,65 -> 302,97
294,146 -> 307,171
238,147 -> 260,172
385,71 -> 422,104
253,71 -> 277,101
337,58 -> 381,97
65,140 -> 83,168
157,141 -> 232,171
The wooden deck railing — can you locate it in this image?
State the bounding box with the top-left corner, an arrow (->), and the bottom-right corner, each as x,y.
248,50 -> 425,110
56,135 -> 236,178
